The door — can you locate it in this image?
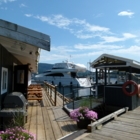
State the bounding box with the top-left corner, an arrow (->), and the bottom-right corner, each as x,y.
14,65 -> 28,98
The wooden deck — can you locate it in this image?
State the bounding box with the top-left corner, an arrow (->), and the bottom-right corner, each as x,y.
24,88 -> 78,140
77,106 -> 140,140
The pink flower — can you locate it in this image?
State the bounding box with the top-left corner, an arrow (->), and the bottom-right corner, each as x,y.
70,107 -> 98,122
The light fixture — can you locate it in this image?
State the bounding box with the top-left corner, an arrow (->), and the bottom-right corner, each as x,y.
20,43 -> 26,51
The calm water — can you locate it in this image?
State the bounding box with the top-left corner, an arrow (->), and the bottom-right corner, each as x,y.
32,77 -> 117,98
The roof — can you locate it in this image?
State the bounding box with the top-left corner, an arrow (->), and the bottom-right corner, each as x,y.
0,19 -> 51,72
90,53 -> 140,70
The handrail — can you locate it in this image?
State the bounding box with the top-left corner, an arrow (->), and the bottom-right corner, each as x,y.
44,82 -> 57,106
44,82 -> 73,106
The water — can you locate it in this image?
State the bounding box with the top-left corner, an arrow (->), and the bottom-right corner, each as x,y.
57,85 -> 95,99
32,78 -> 116,98
57,78 -> 117,97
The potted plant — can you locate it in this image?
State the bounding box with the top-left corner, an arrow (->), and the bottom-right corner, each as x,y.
70,106 -> 98,129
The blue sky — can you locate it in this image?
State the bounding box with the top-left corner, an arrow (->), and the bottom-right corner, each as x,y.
1,0 -> 140,69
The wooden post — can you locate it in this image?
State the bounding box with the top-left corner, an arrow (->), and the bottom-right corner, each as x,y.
55,86 -> 57,106
50,85 -> 52,99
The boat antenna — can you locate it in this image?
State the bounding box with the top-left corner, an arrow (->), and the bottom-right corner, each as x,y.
69,55 -> 71,62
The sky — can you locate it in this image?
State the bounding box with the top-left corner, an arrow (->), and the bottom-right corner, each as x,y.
1,0 -> 140,70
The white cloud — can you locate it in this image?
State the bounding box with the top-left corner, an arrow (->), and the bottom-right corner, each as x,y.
0,6 -> 7,10
0,0 -> 16,3
123,33 -> 136,38
33,14 -> 111,39
39,44 -> 140,67
75,46 -> 140,58
85,23 -> 109,32
118,11 -> 134,18
20,3 -> 27,7
94,13 -> 103,18
51,46 -> 76,53
35,15 -> 71,28
25,14 -> 137,43
101,33 -> 136,43
74,44 -> 123,50
25,14 -> 32,17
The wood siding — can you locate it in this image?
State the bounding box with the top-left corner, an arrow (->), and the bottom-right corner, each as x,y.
0,44 -> 22,108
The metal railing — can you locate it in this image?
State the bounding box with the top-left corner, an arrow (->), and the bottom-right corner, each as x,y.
61,85 -> 100,111
44,82 -> 57,106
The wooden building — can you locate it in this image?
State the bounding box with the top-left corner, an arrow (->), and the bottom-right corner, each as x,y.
90,53 -> 140,110
0,19 -> 50,110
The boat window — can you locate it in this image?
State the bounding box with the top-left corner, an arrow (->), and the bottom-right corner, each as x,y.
45,73 -> 64,76
71,72 -> 76,78
43,71 -> 51,73
52,68 -> 65,69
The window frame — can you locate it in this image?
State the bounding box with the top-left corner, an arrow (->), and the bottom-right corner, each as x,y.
1,67 -> 8,94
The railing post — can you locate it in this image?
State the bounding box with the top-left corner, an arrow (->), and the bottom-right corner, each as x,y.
72,89 -> 75,110
50,85 -> 52,100
49,84 -> 50,96
90,86 -> 92,109
55,85 -> 57,106
63,86 -> 64,108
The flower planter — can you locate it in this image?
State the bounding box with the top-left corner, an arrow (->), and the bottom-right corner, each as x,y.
77,119 -> 91,129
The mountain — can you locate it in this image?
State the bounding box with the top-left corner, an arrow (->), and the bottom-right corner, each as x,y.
38,63 -> 53,73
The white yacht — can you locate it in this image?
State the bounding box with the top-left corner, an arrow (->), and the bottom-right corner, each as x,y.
35,61 -> 91,88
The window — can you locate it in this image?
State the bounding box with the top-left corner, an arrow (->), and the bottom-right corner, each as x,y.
1,67 -> 8,94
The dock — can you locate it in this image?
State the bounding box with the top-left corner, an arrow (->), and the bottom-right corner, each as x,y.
24,88 -> 78,140
75,106 -> 140,140
24,84 -> 140,140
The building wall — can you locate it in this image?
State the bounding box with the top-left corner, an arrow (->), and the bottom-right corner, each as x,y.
0,44 -> 22,109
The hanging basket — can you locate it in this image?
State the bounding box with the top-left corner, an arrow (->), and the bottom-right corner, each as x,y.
77,119 -> 91,129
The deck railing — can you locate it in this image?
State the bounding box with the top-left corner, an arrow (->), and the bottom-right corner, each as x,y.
43,81 -> 100,110
44,82 -> 57,106
44,82 -> 72,106
60,85 -> 100,113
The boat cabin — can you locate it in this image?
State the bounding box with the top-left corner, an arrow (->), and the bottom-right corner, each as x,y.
90,54 -> 140,110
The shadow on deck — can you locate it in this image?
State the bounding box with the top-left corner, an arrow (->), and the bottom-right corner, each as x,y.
24,88 -> 79,140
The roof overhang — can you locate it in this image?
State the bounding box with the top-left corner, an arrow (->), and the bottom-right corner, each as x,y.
90,53 -> 140,70
0,19 -> 51,72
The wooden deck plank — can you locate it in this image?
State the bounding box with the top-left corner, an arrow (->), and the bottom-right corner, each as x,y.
85,132 -> 117,140
48,107 -> 63,139
116,117 -> 140,126
24,104 -> 32,131
121,112 -> 140,120
92,127 -> 139,140
104,121 -> 140,135
36,103 -> 46,140
28,101 -> 37,136
53,107 -> 70,136
42,107 -> 56,140
24,87 -> 79,140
